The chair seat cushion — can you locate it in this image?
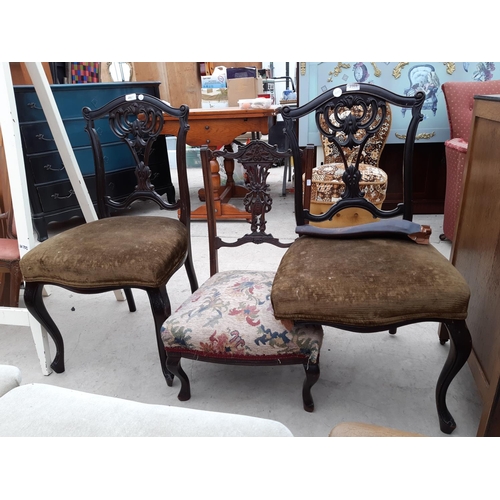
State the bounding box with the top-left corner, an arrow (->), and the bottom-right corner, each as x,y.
0,238 -> 20,262
20,216 -> 188,289
161,270 -> 323,363
271,236 -> 470,327
445,137 -> 468,153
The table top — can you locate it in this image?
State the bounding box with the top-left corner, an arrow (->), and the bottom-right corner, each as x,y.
164,105 -> 280,121
161,105 -> 280,146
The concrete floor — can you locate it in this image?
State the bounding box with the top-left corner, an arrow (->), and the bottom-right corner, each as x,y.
0,164 -> 483,437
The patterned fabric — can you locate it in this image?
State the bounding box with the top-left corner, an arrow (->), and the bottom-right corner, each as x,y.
312,104 -> 391,213
319,104 -> 392,167
311,162 -> 387,207
70,62 -> 100,83
161,270 -> 323,363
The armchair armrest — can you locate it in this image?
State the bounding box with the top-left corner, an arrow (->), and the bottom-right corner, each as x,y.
0,365 -> 22,397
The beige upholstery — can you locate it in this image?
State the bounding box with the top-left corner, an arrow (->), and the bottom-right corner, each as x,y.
0,365 -> 293,437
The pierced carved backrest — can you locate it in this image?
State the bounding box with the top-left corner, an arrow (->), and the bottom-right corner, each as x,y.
319,103 -> 392,168
281,84 -> 425,226
200,141 -> 292,276
82,93 -> 191,223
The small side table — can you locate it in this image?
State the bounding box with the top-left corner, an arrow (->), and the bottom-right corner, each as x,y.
162,106 -> 279,220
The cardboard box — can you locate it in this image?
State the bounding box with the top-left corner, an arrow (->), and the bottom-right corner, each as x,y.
227,77 -> 264,107
201,87 -> 228,109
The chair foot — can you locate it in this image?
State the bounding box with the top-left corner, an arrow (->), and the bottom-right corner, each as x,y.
436,320 -> 472,434
389,327 -> 397,335
439,414 -> 457,435
439,233 -> 448,241
163,366 -> 175,387
302,362 -> 320,412
24,282 -> 66,373
166,352 -> 191,401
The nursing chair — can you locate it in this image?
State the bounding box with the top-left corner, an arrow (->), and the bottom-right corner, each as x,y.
441,79 -> 500,241
20,93 -> 198,384
0,202 -> 22,307
270,84 -> 472,434
311,103 -> 391,227
161,141 -> 324,411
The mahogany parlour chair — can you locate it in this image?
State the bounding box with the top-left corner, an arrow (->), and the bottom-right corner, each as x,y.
160,141 -> 324,412
20,93 -> 198,384
441,79 -> 500,242
311,102 -> 392,227
270,84 -> 472,434
0,202 -> 22,307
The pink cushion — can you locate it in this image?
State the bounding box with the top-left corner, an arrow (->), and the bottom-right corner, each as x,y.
445,137 -> 468,153
0,239 -> 20,262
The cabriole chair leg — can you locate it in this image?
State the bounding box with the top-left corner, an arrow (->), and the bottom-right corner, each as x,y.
23,281 -> 65,373
166,352 -> 191,401
302,362 -> 320,412
435,320 -> 472,434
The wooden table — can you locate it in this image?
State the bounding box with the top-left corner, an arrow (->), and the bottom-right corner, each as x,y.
162,106 -> 279,220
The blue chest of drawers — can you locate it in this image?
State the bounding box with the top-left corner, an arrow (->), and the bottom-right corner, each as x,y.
14,81 -> 175,241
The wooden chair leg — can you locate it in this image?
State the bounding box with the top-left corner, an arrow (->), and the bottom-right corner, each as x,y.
184,250 -> 199,293
9,262 -> 22,308
23,281 -> 65,373
435,319 -> 472,434
302,362 -> 320,412
124,288 -> 136,312
146,287 -> 175,386
166,352 -> 191,401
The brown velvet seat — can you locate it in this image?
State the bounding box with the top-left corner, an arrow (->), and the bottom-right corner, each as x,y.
21,216 -> 188,289
272,236 -> 470,327
271,83 -> 472,434
19,93 -> 198,384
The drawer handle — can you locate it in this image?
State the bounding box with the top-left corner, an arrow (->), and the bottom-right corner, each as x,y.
36,134 -> 55,142
51,189 -> 74,200
44,163 -> 66,172
27,102 -> 43,110
151,172 -> 159,181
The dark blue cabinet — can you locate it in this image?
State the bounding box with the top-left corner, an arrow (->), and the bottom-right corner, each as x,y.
14,82 -> 175,241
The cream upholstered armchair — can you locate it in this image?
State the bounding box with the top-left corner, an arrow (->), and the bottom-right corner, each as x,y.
441,80 -> 500,241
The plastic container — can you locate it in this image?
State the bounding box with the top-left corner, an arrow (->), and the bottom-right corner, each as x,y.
238,98 -> 273,109
238,99 -> 254,109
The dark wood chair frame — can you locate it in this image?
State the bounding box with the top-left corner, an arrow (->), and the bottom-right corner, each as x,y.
23,94 -> 198,384
165,140 -> 323,411
278,83 -> 473,433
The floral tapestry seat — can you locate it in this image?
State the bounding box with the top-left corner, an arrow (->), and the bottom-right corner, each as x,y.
161,270 -> 323,411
